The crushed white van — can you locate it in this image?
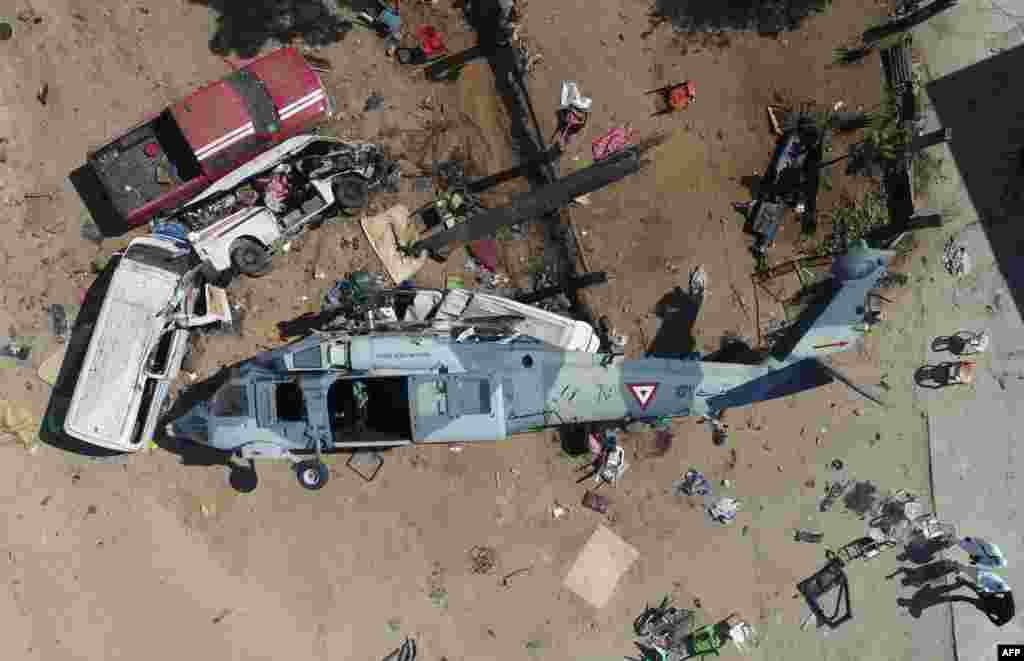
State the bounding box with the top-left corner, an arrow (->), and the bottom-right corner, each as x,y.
64,236 -> 231,452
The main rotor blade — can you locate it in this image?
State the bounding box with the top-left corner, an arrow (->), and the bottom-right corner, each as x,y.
815,358 -> 888,407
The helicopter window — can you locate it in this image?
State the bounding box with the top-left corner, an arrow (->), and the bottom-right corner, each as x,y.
451,378 -> 491,415
211,384 -> 249,417
291,346 -> 323,370
275,382 -> 306,421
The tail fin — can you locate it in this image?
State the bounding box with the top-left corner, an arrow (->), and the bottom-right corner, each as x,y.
783,240 -> 896,363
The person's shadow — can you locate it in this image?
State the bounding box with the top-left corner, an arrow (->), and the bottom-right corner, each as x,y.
647,286 -> 701,357
896,578 -> 980,619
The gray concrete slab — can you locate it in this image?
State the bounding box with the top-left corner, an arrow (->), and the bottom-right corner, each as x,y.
910,1 -> 1024,656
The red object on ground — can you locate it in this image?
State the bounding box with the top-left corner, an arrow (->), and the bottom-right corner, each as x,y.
469,238 -> 499,272
591,125 -> 638,161
669,81 -> 696,110
144,142 -> 160,158
415,25 -> 447,57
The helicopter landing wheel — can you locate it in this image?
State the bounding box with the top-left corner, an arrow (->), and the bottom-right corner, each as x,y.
295,460 -> 330,491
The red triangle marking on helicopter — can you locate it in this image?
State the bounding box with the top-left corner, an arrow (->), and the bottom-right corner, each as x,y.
627,383 -> 658,411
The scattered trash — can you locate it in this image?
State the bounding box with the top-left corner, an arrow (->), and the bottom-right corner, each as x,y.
551,502 -> 568,519
819,480 -> 849,512
843,481 -> 880,517
591,125 -> 638,161
942,236 -> 971,277
830,459 -> 844,471
689,265 -> 707,298
560,81 -> 593,112
0,399 -> 37,448
211,608 -> 233,624
468,239 -> 499,272
563,524 -> 638,608
707,496 -> 741,525
382,637 -> 417,661
582,490 -> 610,514
469,545 -> 497,574
794,529 -> 824,543
674,468 -> 712,496
80,221 -> 105,243
346,449 -> 384,482
500,566 -> 531,588
0,336 -> 32,365
36,82 -> 49,106
365,93 -> 385,112
37,345 -> 67,386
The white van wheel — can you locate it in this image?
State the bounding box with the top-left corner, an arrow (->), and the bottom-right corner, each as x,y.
230,238 -> 272,277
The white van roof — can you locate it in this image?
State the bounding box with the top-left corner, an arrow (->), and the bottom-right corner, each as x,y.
64,238 -> 185,451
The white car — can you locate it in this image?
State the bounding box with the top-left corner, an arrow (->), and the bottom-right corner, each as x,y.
64,237 -> 232,452
165,134 -> 398,279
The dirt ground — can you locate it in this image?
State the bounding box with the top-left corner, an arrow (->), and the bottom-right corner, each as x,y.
0,1 -> 942,660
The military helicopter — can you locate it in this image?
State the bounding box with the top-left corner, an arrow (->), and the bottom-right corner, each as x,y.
168,240 -> 895,490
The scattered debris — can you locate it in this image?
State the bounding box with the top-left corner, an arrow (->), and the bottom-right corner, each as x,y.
500,566 -> 531,588
794,529 -> 824,543
347,449 -> 384,482
551,502 -> 568,519
563,525 -> 639,608
382,637 -> 417,661
36,83 -> 49,106
708,497 -> 742,524
80,221 -> 105,244
469,546 -> 497,575
843,481 -> 880,517
211,608 -> 233,624
37,346 -> 67,386
942,236 -> 971,277
674,468 -> 712,496
365,92 -> 385,112
581,490 -> 610,514
0,399 -> 37,448
830,459 -> 844,471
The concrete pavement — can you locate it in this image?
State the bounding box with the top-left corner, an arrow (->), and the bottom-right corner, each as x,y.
910,0 -> 1024,657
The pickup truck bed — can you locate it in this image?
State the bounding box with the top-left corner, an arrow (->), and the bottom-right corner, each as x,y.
90,111 -> 201,221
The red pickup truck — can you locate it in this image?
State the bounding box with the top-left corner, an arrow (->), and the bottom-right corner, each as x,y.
87,47 -> 334,227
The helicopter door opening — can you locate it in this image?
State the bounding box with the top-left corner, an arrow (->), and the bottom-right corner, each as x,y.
328,377 -> 413,447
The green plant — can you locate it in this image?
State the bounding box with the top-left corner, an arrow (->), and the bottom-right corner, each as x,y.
807,187 -> 889,256
912,149 -> 947,189
495,226 -> 514,242
526,255 -> 546,273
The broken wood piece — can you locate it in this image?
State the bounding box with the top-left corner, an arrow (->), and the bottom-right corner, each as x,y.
767,105 -> 783,135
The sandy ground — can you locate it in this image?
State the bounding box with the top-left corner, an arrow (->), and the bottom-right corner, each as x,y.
0,0 -> 962,659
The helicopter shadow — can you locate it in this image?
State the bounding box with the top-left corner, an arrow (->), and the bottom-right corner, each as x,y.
154,363 -> 261,493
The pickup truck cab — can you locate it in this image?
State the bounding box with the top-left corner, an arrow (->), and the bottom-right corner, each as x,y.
87,47 -> 334,228
64,237 -> 231,452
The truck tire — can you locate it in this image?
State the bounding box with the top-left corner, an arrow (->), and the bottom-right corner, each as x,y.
230,238 -> 272,277
333,175 -> 370,209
